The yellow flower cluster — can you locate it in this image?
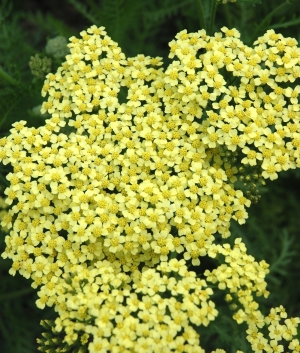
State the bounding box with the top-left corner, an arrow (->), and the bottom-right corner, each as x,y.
38,258 -> 215,353
197,28 -> 300,181
0,24 -> 300,353
212,350 -> 243,353
0,25 -> 257,284
204,238 -> 270,326
210,306 -> 300,353
246,306 -> 300,353
0,196 -> 9,233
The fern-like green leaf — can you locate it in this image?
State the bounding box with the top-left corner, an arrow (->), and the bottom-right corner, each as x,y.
26,11 -> 76,39
67,0 -> 100,26
144,0 -> 193,23
271,15 -> 300,29
268,231 -> 296,284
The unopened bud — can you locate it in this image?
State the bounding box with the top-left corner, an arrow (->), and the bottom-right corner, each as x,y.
45,36 -> 69,59
29,54 -> 51,79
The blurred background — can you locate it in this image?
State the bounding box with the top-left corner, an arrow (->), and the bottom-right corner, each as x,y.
1,0 -> 300,352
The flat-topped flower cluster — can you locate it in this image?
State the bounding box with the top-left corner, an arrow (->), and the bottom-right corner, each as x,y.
45,258 -> 216,352
0,25 -> 300,352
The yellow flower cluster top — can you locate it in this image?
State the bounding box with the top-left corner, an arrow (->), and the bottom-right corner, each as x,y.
0,25 -> 300,352
1,25 -> 300,275
43,258 -> 216,352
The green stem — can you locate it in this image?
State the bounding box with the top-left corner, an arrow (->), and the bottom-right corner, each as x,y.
208,0 -> 218,35
195,0 -> 206,31
0,66 -> 18,86
0,316 -> 10,340
0,287 -> 34,301
224,2 -> 233,29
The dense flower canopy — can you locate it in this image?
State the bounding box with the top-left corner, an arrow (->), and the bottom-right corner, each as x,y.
47,258 -> 216,352
1,24 -> 300,352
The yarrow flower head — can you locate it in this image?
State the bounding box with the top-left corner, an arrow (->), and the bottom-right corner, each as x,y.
246,306 -> 300,353
0,196 -> 9,233
1,22 -> 300,294
1,24 -> 300,353
205,238 -> 270,326
37,258 -> 215,352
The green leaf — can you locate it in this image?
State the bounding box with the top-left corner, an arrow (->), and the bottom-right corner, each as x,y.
67,0 -> 100,25
144,0 -> 193,23
0,0 -> 13,26
271,16 -> 300,29
268,230 -> 296,282
26,11 -> 76,39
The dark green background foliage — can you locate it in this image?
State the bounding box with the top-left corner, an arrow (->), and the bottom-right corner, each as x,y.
0,0 -> 300,352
